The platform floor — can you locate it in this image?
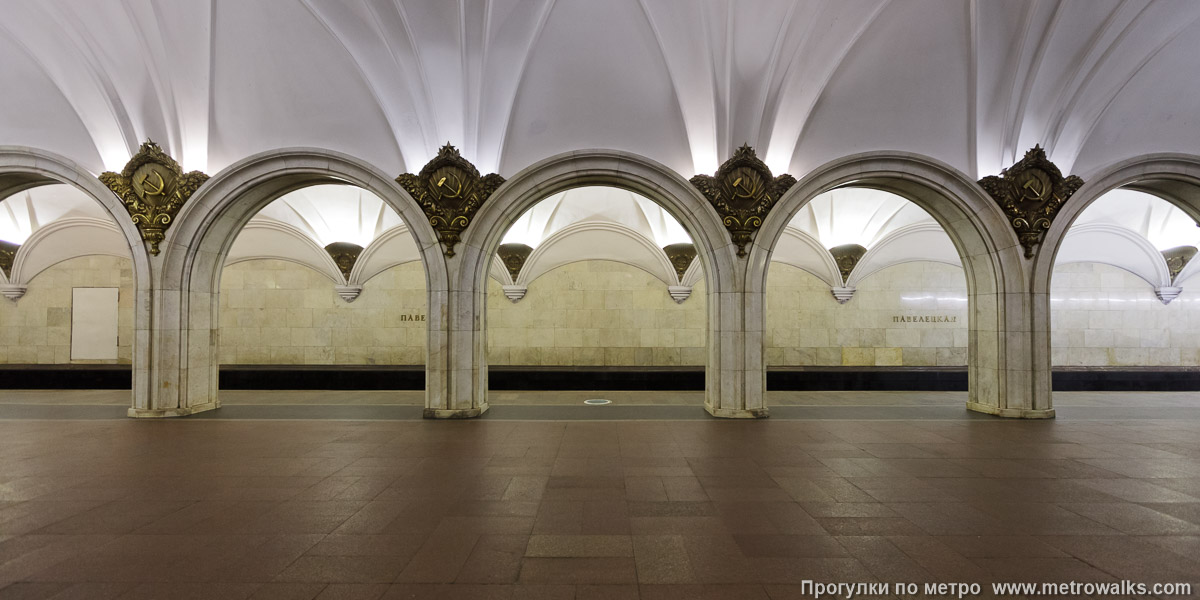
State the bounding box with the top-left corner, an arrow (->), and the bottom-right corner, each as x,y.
0,391 -> 1197,597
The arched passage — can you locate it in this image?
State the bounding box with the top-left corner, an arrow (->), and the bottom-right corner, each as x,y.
752,152 -> 1043,417
1033,153 -> 1200,400
0,146 -> 152,406
1036,154 -> 1200,293
147,148 -> 446,417
448,150 -> 747,417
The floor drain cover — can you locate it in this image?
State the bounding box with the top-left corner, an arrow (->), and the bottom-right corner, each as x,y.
583,398 -> 612,406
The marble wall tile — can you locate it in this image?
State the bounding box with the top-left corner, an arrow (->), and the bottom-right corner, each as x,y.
0,255 -> 133,364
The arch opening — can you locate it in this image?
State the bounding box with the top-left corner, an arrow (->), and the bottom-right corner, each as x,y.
148,149 -> 445,417
763,187 -> 969,407
446,150 -> 739,418
751,153 -> 1036,417
1032,155 -> 1200,403
1048,187 -> 1200,394
483,185 -> 708,406
0,184 -> 135,375
0,147 -> 151,404
216,184 -> 427,405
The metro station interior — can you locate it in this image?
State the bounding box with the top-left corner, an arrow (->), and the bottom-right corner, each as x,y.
1,1 -> 1199,597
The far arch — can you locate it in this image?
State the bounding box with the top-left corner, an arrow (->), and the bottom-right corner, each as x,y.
0,146 -> 153,407
750,152 -> 1043,417
147,147 -> 447,417
1034,153 -> 1200,297
448,150 -> 750,417
1030,154 -> 1200,394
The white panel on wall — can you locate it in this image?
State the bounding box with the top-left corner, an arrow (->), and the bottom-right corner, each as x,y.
71,288 -> 119,360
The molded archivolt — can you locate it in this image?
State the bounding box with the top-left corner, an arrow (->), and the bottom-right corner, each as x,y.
752,151 -> 1041,418
1055,223 -> 1173,290
4,218 -> 129,286
225,221 -> 345,286
226,222 -> 425,291
514,222 -> 680,289
845,223 -> 961,288
151,147 -> 446,419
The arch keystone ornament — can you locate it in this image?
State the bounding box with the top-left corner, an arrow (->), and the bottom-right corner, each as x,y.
396,144 -> 505,257
978,145 -> 1083,259
99,140 -> 208,255
690,145 -> 796,256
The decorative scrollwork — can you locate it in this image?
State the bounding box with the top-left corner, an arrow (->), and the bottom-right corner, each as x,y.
690,144 -> 795,257
99,140 -> 208,256
396,144 -> 505,257
662,243 -> 697,281
1162,245 -> 1197,283
978,145 -> 1083,259
829,243 -> 867,284
324,242 -> 364,279
0,240 -> 17,278
497,243 -> 533,281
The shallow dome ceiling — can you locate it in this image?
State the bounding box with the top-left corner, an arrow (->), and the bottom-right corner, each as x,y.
0,185 -> 111,244
2,0 -> 1198,180
1073,189 -> 1200,251
787,188 -> 937,249
251,184 -> 404,248
502,187 -> 692,248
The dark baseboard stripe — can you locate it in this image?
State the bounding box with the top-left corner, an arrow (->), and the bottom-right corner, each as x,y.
1,365 -> 1198,391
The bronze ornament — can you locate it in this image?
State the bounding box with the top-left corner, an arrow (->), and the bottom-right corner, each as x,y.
662,243 -> 697,281
99,140 -> 209,256
1162,245 -> 1197,283
497,243 -> 533,281
0,240 -> 17,278
978,145 -> 1083,259
324,242 -> 364,279
396,144 -> 505,257
829,243 -> 867,284
690,144 -> 796,257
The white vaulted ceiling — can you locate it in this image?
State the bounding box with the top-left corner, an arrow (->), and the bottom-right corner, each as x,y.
1,0 -> 1199,181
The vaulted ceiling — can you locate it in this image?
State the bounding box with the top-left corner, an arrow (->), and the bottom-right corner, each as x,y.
2,0 -> 1198,181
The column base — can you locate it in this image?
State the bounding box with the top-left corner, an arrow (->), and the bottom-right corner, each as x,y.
966,401 -> 1055,419
128,400 -> 221,418
705,404 -> 770,419
424,403 -> 489,419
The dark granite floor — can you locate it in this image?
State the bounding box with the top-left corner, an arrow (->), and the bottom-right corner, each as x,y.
0,410 -> 1198,598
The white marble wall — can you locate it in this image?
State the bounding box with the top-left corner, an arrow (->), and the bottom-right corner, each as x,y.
218,260 -> 427,364
9,256 -> 1198,370
486,261 -> 708,366
0,255 -> 133,364
766,262 -> 969,366
1051,262 -> 1200,366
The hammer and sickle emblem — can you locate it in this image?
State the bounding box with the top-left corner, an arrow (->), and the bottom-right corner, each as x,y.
1022,178 -> 1046,201
435,173 -> 464,198
139,169 -> 167,196
730,174 -> 758,200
